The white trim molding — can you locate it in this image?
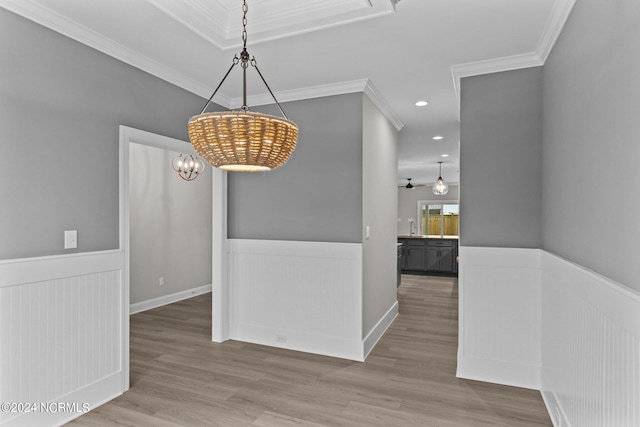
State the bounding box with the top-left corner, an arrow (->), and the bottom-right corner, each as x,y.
147,0 -> 397,51
0,0 -> 222,105
363,80 -> 404,131
130,284 -> 212,315
0,1 -> 402,131
363,301 -> 399,359
236,79 -> 404,132
119,126 -> 229,344
451,0 -> 577,118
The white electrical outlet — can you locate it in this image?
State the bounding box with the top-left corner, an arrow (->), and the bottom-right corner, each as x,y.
276,334 -> 287,343
159,277 -> 165,287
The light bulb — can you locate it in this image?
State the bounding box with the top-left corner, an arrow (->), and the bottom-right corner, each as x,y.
432,178 -> 449,195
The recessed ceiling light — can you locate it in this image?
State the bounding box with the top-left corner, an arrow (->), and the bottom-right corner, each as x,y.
432,136 -> 443,140
441,154 -> 449,157
415,100 -> 429,107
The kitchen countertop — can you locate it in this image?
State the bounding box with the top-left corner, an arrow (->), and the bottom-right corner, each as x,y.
398,235 -> 459,240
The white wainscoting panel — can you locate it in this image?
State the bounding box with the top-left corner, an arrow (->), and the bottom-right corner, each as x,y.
0,251 -> 125,427
229,239 -> 365,361
541,251 -> 640,427
457,246 -> 542,389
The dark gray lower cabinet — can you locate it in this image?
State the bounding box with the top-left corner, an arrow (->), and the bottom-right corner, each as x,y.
406,242 -> 427,271
398,238 -> 458,275
426,245 -> 454,272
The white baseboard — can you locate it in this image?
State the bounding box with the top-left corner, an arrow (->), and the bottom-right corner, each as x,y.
230,322 -> 365,361
2,372 -> 122,427
457,354 -> 540,390
540,385 -> 569,427
363,301 -> 399,359
129,284 -> 212,315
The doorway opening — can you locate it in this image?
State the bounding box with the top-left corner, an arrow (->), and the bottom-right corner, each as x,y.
119,126 -> 228,389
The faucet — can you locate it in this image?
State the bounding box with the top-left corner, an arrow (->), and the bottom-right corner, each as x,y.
409,219 -> 416,236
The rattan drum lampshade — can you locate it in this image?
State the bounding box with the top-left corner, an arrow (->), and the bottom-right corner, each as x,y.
188,0 -> 298,172
188,111 -> 298,172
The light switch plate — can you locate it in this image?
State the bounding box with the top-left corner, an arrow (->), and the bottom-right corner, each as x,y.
64,230 -> 77,249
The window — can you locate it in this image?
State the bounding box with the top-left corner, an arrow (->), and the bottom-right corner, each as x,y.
419,203 -> 459,237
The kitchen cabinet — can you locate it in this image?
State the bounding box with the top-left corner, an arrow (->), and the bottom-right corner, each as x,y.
397,237 -> 458,275
405,240 -> 427,271
426,240 -> 454,272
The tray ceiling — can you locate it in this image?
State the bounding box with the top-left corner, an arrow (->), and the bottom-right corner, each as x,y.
148,0 -> 399,49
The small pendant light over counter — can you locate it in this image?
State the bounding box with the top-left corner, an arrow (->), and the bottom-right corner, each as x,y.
187,0 -> 298,172
432,161 -> 449,195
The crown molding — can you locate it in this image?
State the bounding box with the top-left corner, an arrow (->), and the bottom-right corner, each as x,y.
230,78 -> 369,109
1,0 -> 401,127
363,80 -> 404,131
450,0 -> 576,119
0,0 -> 231,106
451,52 -> 544,95
231,79 -> 403,131
536,0 -> 577,63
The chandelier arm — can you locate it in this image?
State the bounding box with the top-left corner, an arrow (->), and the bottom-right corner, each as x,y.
198,59 -> 239,115
252,63 -> 290,120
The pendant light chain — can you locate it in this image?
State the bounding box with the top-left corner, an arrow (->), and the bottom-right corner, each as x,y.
242,0 -> 248,50
240,0 -> 250,111
188,0 -> 299,172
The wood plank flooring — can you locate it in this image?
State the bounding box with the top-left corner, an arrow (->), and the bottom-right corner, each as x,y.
69,274 -> 551,426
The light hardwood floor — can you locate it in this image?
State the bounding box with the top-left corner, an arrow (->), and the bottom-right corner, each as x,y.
69,274 -> 551,426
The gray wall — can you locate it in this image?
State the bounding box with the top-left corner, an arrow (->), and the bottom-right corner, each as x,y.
129,144 -> 212,304
397,185 -> 459,235
542,0 -> 640,290
459,67 -> 543,248
227,93 -> 363,243
362,94 -> 398,337
0,9 -> 209,259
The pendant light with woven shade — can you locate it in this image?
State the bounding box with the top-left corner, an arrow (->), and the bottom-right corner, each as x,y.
188,0 -> 298,172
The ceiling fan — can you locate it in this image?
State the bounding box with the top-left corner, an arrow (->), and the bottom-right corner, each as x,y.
402,178 -> 424,189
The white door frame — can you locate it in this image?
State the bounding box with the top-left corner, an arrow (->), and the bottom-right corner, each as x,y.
119,125 -> 229,388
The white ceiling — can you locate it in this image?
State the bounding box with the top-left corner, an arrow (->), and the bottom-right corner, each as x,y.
1,0 -> 575,186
